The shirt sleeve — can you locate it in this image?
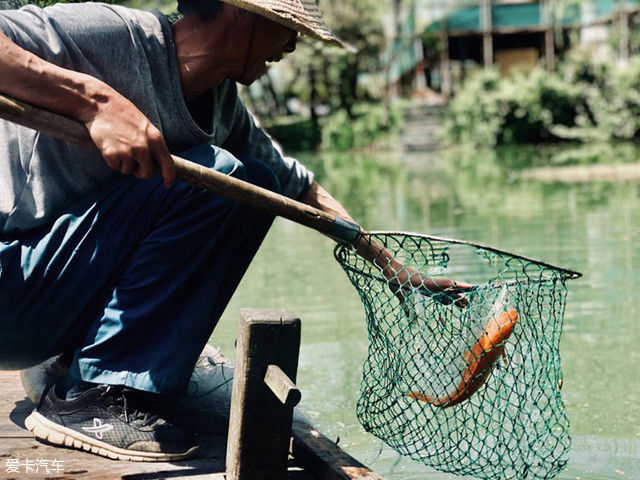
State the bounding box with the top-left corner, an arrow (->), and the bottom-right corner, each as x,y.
0,6 -> 60,59
221,87 -> 314,200
0,4 -> 141,96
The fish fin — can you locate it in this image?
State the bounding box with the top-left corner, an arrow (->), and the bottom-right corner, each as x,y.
406,391 -> 442,405
501,347 -> 508,366
406,391 -> 427,402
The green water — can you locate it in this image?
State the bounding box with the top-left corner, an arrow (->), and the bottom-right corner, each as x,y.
211,145 -> 640,480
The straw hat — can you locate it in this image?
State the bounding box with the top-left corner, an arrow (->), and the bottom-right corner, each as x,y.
219,0 -> 356,52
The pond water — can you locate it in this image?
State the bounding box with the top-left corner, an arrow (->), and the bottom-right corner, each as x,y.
211,145 -> 640,480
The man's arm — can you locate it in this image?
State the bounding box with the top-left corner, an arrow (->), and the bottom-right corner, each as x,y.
0,30 -> 175,186
299,181 -> 471,306
223,84 -> 468,303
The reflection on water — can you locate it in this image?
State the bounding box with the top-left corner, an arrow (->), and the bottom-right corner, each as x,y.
211,145 -> 640,479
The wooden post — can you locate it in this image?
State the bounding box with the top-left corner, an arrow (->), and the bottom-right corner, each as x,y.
226,309 -> 302,480
620,10 -> 630,63
264,364 -> 301,408
544,29 -> 555,70
439,22 -> 451,97
482,0 -> 493,67
542,0 -> 555,70
414,39 -> 427,91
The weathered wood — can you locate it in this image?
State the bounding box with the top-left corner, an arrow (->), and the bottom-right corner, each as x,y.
0,368 -> 319,480
481,0 -> 493,67
439,25 -> 451,97
165,345 -> 385,480
544,28 -> 555,69
226,309 -> 301,480
264,364 -> 302,408
619,10 -> 630,61
541,0 -> 555,70
291,419 -> 385,480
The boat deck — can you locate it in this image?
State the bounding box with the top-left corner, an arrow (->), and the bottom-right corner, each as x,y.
0,356 -> 382,480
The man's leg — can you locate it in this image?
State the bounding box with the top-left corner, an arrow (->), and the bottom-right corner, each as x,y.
209,155 -> 281,322
7,145 -> 280,460
68,152 -> 281,394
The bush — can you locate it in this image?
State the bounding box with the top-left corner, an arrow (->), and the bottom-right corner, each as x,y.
444,54 -> 640,146
320,103 -> 403,151
262,104 -> 402,153
555,55 -> 640,142
444,68 -> 582,146
263,116 -> 321,152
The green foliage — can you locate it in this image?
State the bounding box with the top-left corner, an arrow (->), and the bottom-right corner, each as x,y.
443,69 -> 504,146
272,0 -> 387,117
266,104 -> 402,152
444,68 -> 582,146
554,53 -> 640,142
445,54 -> 640,146
320,103 -> 402,151
263,116 -> 321,152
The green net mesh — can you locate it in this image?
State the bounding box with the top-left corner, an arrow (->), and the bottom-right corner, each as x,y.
334,232 -> 580,480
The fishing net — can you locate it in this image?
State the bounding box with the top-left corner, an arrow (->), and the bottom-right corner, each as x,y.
334,232 -> 580,480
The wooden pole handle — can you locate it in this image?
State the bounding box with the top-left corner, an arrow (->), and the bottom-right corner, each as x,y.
0,93 -> 361,243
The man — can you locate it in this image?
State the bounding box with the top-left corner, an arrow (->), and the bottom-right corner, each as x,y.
0,0 -> 466,461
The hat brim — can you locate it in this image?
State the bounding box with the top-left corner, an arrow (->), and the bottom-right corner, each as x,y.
219,0 -> 357,52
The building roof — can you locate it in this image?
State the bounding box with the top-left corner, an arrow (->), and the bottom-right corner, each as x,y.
426,0 -> 640,33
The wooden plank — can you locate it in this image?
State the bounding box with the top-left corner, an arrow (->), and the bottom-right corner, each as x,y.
0,434 -> 227,480
291,420 -> 385,480
165,345 -> 385,480
226,309 -> 301,480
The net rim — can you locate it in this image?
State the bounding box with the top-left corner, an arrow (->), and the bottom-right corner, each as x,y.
353,230 -> 582,280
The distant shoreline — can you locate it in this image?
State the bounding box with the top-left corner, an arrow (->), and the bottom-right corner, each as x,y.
521,162 -> 640,183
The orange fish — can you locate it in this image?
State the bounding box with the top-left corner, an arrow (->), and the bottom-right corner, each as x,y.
407,309 -> 518,408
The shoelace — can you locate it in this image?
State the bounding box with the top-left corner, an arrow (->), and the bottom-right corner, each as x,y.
102,386 -> 160,427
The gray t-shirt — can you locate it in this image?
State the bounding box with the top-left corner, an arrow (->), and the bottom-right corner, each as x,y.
0,2 -> 313,235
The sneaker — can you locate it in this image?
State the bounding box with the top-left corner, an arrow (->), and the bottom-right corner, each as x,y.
25,384 -> 199,462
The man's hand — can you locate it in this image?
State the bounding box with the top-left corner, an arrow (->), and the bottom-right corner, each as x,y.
298,181 -> 473,307
80,88 -> 175,188
0,30 -> 175,187
355,234 -> 473,309
392,272 -> 472,309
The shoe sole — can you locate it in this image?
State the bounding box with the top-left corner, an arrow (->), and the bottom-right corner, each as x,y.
25,411 -> 199,462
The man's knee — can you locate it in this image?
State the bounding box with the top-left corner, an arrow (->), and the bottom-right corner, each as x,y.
179,145 -> 285,195
179,144 -> 248,182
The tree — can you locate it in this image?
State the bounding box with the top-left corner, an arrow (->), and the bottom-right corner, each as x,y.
274,0 -> 386,121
